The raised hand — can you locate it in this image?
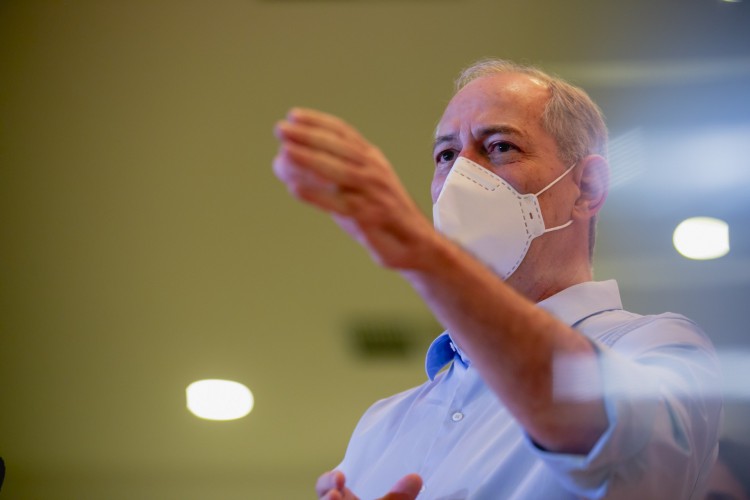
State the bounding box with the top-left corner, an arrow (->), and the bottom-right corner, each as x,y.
273,108 -> 439,271
316,470 -> 423,500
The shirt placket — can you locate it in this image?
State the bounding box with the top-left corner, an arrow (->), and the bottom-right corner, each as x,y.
417,353 -> 474,496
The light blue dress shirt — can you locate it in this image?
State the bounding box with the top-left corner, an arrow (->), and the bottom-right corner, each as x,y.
337,280 -> 722,499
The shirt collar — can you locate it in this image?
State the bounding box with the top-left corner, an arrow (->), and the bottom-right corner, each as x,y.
424,280 -> 623,380
425,332 -> 469,380
537,279 -> 623,327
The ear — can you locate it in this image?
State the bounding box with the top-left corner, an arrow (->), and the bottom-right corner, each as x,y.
572,154 -> 609,220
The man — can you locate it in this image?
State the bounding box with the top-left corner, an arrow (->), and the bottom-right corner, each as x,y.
273,59 -> 722,499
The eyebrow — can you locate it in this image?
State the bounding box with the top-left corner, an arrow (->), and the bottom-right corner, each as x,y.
432,125 -> 527,151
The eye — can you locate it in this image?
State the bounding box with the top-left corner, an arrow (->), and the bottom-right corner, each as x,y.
486,140 -> 522,165
435,149 -> 457,165
488,141 -> 518,154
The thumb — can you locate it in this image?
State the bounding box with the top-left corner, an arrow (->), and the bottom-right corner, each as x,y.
380,474 -> 423,500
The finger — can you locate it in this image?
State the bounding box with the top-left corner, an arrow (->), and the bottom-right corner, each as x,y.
273,150 -> 333,190
321,492 -> 342,500
273,152 -> 349,214
276,119 -> 365,166
315,470 -> 346,497
380,473 -> 423,500
275,176 -> 348,215
287,107 -> 368,146
280,141 -> 359,188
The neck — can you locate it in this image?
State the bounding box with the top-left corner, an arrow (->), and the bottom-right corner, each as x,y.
508,261 -> 593,303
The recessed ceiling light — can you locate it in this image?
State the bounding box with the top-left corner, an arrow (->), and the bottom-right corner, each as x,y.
186,379 -> 254,421
673,217 -> 730,260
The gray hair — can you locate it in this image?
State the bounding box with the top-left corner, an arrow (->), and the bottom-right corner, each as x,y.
455,59 -> 608,259
455,59 -> 608,165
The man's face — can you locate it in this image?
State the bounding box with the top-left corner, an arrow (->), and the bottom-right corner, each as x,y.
432,72 -> 578,226
432,72 -> 568,202
431,72 -> 582,287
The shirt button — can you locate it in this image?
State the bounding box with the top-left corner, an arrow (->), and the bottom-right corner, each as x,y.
451,411 -> 464,422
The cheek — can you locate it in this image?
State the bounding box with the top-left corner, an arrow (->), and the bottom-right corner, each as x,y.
430,173 -> 446,203
538,187 -> 574,224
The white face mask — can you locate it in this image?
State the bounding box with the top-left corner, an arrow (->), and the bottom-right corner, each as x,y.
433,156 -> 576,280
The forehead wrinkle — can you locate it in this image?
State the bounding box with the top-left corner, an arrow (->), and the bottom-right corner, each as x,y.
432,133 -> 456,151
432,124 -> 527,151
477,124 -> 527,141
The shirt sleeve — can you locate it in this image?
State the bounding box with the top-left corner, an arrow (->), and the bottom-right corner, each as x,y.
525,314 -> 722,499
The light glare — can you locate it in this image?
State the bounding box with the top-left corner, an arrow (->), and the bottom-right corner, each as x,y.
673,217 -> 729,260
553,349 -> 750,401
186,379 -> 254,421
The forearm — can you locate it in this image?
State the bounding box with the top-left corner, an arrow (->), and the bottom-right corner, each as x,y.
401,236 -> 608,453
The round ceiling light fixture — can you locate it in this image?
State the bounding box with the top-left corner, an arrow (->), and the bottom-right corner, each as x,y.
186,379 -> 254,421
673,216 -> 730,260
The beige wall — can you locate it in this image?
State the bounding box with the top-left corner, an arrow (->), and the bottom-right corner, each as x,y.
1,0 -> 749,497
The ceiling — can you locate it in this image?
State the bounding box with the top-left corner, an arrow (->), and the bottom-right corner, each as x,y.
1,0 -> 749,497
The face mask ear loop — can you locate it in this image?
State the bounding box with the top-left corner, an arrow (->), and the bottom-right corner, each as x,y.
536,162 -> 577,233
534,162 -> 578,197
544,219 -> 574,233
